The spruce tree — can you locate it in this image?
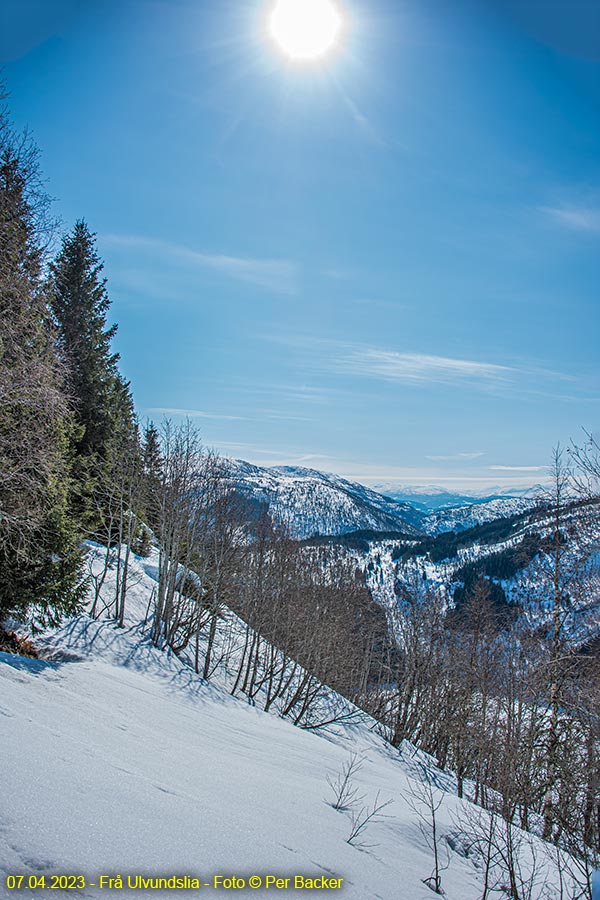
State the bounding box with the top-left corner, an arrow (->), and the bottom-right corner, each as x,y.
49,220 -> 135,460
49,222 -> 138,533
0,90 -> 85,625
142,421 -> 163,530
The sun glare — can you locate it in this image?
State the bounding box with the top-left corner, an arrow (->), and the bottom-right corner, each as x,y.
268,0 -> 344,62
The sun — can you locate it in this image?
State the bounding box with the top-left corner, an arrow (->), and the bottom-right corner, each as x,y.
268,0 -> 344,62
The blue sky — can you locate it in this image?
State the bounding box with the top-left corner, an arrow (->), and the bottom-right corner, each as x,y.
3,0 -> 599,490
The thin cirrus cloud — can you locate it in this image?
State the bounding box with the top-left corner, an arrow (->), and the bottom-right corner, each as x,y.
427,452 -> 486,462
330,346 -> 515,385
264,335 -> 574,394
489,465 -> 547,472
340,93 -> 387,148
146,407 -> 313,424
147,407 -> 251,421
541,206 -> 600,233
101,233 -> 298,296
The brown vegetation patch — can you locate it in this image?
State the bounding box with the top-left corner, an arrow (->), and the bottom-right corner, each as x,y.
0,627 -> 39,658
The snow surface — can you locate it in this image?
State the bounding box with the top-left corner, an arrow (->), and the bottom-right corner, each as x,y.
422,498 -> 536,535
346,503 -> 600,647
0,546 -> 571,900
224,459 -> 422,538
376,484 -> 540,508
223,457 -> 541,539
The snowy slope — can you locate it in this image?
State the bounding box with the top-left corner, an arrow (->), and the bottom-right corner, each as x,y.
0,623 -> 563,900
423,497 -> 538,535
347,502 -> 600,646
0,547 -> 570,900
225,458 -> 541,539
226,459 -> 423,538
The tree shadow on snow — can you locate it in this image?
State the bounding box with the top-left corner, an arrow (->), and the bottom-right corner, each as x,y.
0,650 -> 74,674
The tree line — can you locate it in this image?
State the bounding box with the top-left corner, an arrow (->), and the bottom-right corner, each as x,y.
0,86 -> 139,631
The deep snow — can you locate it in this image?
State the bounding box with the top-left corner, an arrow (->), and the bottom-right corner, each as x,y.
0,547 -> 573,899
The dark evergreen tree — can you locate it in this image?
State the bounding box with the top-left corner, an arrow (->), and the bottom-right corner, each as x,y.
49,220 -> 135,460
48,221 -> 138,534
131,523 -> 153,557
142,421 -> 163,530
0,89 -> 85,624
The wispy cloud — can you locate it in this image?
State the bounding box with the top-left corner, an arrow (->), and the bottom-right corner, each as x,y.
331,347 -> 515,385
264,337 -> 512,384
225,380 -> 333,405
263,335 -> 578,397
102,234 -> 298,295
147,407 -> 250,421
427,452 -> 486,462
158,406 -> 313,423
489,465 -> 547,472
541,206 -> 600,233
260,411 -> 315,422
340,93 -> 387,148
207,442 -> 290,458
294,454 -> 337,464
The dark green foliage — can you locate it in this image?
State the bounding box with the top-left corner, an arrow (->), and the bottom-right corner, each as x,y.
48,221 -> 137,530
445,533 -> 550,629
0,485 -> 86,629
132,523 -> 153,557
451,576 -> 513,625
394,513 -> 530,564
453,532 -> 547,586
0,90 -> 86,625
141,421 -> 163,529
303,529 -> 414,554
49,220 -> 135,460
0,419 -> 86,625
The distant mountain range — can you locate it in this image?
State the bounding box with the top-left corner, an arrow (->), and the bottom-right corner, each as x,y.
225,459 -> 600,647
225,459 -> 422,539
374,484 -> 539,511
225,459 -> 538,539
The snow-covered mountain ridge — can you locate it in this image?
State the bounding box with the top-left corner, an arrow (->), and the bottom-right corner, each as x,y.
221,458 -> 600,644
225,459 -> 423,538
341,501 -> 600,648
225,459 -> 539,539
423,496 -> 536,533
374,483 -> 538,511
